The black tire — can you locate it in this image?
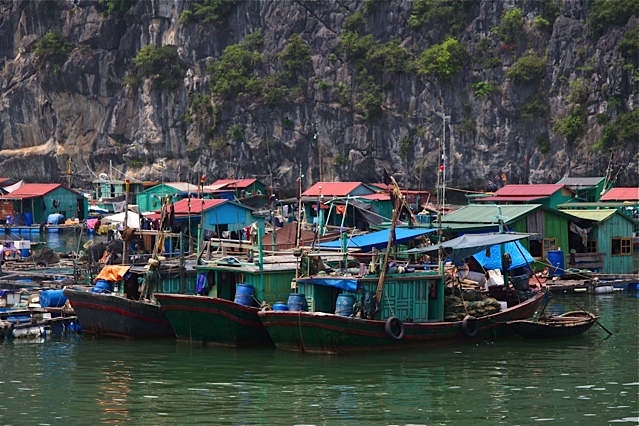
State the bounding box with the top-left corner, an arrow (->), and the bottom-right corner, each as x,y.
385,316 -> 405,341
35,260 -> 48,268
461,315 -> 480,338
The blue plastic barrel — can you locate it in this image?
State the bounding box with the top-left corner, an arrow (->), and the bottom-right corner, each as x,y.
273,302 -> 289,311
19,249 -> 30,257
287,293 -> 308,312
24,213 -> 33,226
547,250 -> 565,276
335,293 -> 356,316
92,279 -> 113,293
234,284 -> 255,306
40,289 -> 68,308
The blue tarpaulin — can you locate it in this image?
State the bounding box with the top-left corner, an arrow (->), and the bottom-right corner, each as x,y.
472,241 -> 534,271
296,277 -> 358,292
319,228 -> 436,252
47,213 -> 65,224
406,233 -> 531,263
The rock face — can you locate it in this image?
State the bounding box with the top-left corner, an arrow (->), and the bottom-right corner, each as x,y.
0,0 -> 636,195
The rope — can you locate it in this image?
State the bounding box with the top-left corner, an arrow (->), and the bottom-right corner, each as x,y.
382,287 -> 395,318
297,310 -> 306,352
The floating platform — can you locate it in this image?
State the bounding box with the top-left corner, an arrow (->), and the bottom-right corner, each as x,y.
545,275 -> 637,294
3,224 -> 83,234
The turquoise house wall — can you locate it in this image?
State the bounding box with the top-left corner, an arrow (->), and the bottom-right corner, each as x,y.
593,214 -> 634,274
202,203 -> 255,232
137,184 -> 180,212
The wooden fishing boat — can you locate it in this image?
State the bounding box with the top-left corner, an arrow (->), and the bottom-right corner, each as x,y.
258,270 -> 545,354
155,239 -> 299,347
63,288 -> 174,339
63,258 -> 197,339
507,310 -> 598,339
259,178 -> 547,354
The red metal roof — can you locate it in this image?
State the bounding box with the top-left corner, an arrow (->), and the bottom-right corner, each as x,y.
0,183 -> 61,199
600,187 -> 639,201
360,193 -> 391,201
302,182 -> 365,197
211,179 -> 257,189
494,184 -> 567,196
160,198 -> 227,214
477,195 -> 548,202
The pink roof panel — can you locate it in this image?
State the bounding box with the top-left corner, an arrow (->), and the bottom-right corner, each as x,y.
478,195 -> 548,202
302,182 -> 364,197
211,179 -> 257,189
494,184 -> 566,197
0,183 -> 61,198
360,193 -> 391,201
159,198 -> 226,214
600,187 -> 639,201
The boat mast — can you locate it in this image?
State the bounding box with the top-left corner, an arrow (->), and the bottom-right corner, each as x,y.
375,174 -> 402,303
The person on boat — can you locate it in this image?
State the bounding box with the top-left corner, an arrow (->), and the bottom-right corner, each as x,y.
140,257 -> 161,301
0,241 -> 19,260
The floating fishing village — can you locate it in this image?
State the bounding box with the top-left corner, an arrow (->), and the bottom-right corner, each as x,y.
0,0 -> 638,423
0,171 -> 636,348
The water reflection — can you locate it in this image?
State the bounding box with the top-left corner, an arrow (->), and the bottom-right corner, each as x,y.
0,294 -> 636,424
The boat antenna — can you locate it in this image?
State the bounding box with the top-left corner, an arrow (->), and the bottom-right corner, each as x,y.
434,110 -> 450,216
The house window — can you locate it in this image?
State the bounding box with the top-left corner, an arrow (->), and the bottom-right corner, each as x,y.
586,239 -> 598,253
543,238 -> 557,257
611,237 -> 632,256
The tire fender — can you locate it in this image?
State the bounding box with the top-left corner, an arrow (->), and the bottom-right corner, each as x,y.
461,315 -> 480,338
385,316 -> 405,341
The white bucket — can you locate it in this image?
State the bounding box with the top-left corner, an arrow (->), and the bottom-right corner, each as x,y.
499,301 -> 508,311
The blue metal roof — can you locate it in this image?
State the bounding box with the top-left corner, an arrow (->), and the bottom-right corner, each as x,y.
319,228 -> 437,252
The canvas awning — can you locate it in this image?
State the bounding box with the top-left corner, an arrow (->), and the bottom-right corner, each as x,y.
406,233 -> 531,263
101,211 -> 141,229
319,228 -> 437,252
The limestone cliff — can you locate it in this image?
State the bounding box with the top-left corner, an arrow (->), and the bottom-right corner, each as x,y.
0,0 -> 637,195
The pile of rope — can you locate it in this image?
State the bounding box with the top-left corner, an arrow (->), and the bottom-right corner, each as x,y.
444,293 -> 502,322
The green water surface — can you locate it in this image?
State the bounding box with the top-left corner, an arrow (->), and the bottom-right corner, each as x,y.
0,293 -> 637,425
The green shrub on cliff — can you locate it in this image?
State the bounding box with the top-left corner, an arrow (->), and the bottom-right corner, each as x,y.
408,0 -> 471,35
521,93 -> 550,118
592,109 -> 639,152
494,8 -> 524,43
98,0 -> 135,17
619,25 -> 639,62
280,34 -> 311,79
506,54 -> 547,83
588,0 -> 639,36
33,31 -> 73,67
552,106 -> 586,144
132,45 -> 184,90
208,42 -> 262,98
418,38 -> 467,79
179,0 -> 236,25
